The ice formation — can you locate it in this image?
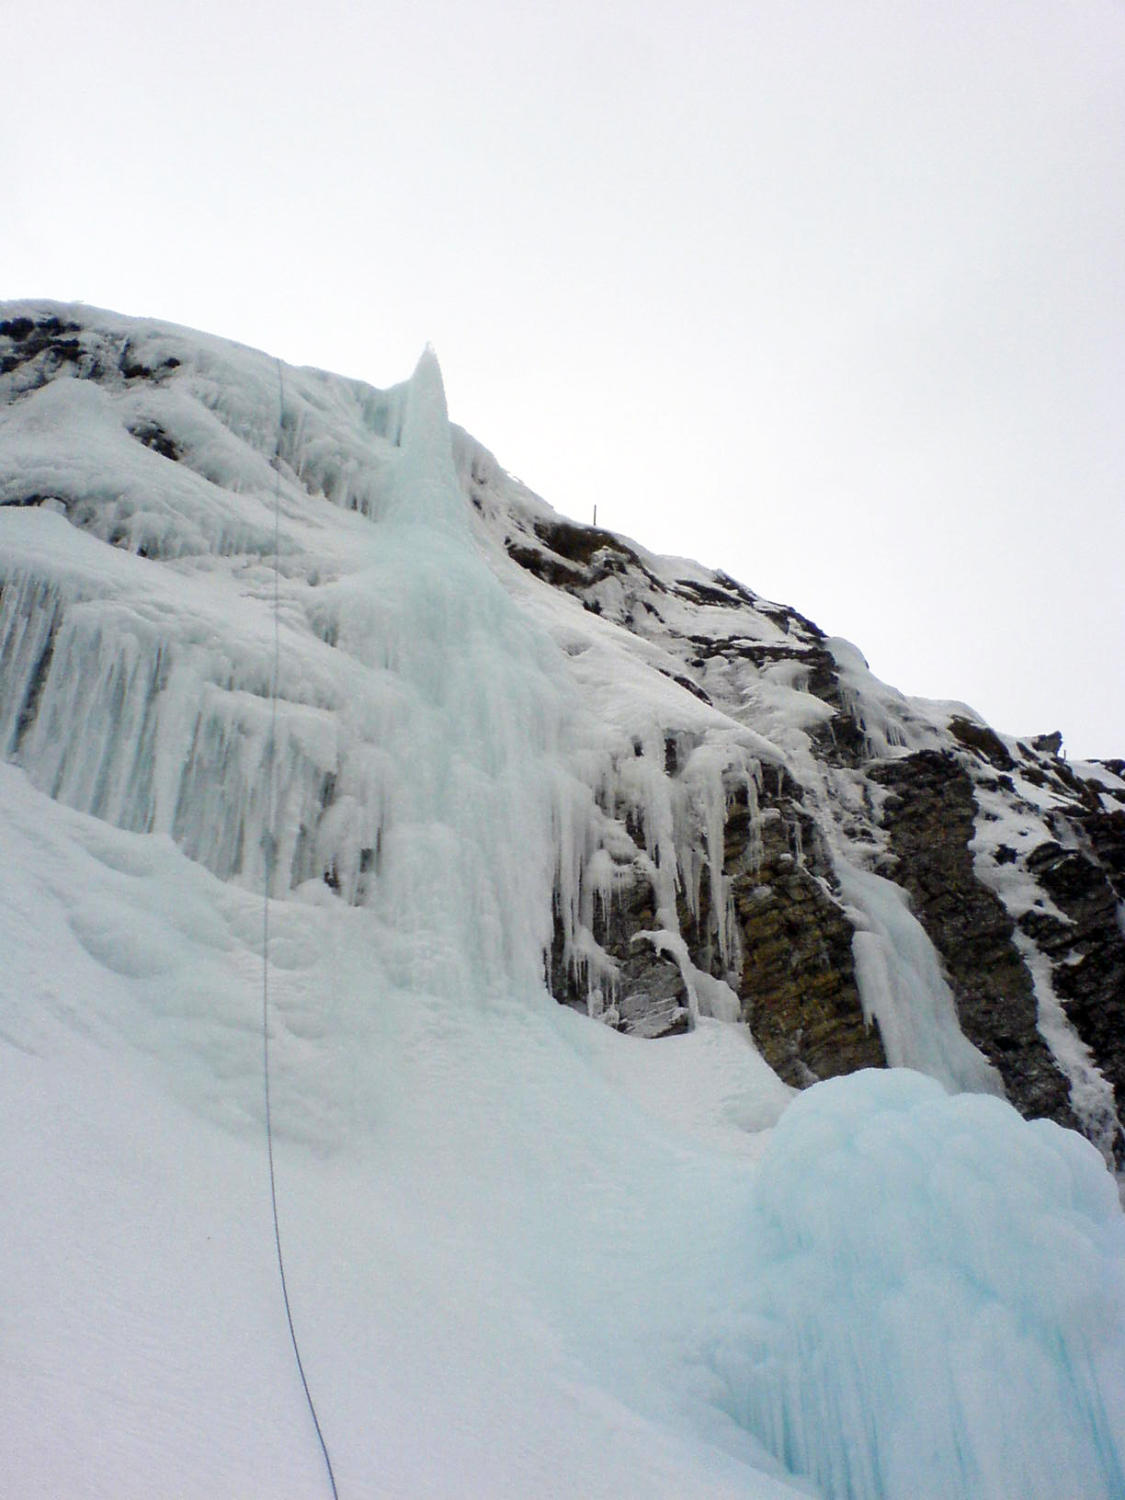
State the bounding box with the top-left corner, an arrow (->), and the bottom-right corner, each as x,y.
735,1070 -> 1125,1499
2,305 -> 1124,1499
0,332 -> 755,1019
839,861 -> 1003,1093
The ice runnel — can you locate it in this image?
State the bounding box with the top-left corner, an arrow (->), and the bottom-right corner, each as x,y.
313,352 -> 760,1012
839,861 -> 1003,1095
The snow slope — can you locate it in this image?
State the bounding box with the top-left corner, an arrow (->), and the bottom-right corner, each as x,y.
2,305 -> 1124,1499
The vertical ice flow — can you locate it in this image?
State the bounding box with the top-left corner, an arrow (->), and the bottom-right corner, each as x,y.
384,347 -> 469,534
840,860 -> 1003,1096
355,346 -> 567,1003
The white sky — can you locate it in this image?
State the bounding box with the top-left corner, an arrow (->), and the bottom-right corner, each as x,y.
5,0 -> 1124,756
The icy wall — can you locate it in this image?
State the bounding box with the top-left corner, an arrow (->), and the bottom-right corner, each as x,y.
0,309 -> 765,1027
1,301 -> 1123,1157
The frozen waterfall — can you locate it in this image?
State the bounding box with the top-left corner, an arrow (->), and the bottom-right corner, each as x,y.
2,307 -> 1124,1500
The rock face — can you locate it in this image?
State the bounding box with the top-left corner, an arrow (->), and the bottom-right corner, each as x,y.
870,751 -> 1077,1127
1024,836 -> 1125,1128
725,776 -> 887,1087
2,302 -> 1122,1166
478,348 -> 1125,1162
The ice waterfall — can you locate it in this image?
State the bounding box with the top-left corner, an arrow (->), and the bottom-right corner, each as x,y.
0,342 -> 758,1017
2,314 -> 1125,1500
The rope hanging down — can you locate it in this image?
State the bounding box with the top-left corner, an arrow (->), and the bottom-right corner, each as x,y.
263,358 -> 340,1499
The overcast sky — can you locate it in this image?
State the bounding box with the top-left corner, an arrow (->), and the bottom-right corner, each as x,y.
6,0 -> 1124,756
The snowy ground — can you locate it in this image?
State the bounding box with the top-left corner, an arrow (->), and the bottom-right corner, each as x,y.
0,758 -> 805,1500
5,759 -> 1124,1499
5,761 -> 1124,1500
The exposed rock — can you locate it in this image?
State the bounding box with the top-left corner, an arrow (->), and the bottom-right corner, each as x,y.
1031,731 -> 1063,757
0,313 -> 180,386
870,750 -> 1077,1127
1082,805 -> 1125,896
948,715 -> 1016,771
495,429 -> 1119,1148
127,420 -> 182,462
549,824 -> 690,1040
725,779 -> 886,1087
1024,839 -> 1125,1144
0,313 -> 84,377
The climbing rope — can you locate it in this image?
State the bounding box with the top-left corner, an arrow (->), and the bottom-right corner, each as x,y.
263,357 -> 340,1499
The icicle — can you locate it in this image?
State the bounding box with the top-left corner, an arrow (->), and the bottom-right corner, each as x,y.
0,571 -> 65,757
839,860 -> 1003,1096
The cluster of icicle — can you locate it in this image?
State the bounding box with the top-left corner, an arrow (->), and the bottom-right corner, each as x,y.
553,729 -> 758,1024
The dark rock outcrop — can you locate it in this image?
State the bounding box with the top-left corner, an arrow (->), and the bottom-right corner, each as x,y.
549,861 -> 691,1040
1023,837 -> 1125,1144
725,779 -> 885,1086
871,751 -> 1077,1127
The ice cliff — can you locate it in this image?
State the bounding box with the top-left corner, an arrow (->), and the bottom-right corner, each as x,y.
2,303 -> 1123,1500
3,302 -> 1121,1158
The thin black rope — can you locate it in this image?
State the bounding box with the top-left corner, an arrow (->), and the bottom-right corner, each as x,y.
263,357 -> 340,1500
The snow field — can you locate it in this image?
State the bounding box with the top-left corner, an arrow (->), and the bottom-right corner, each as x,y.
5,761 -> 1124,1498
